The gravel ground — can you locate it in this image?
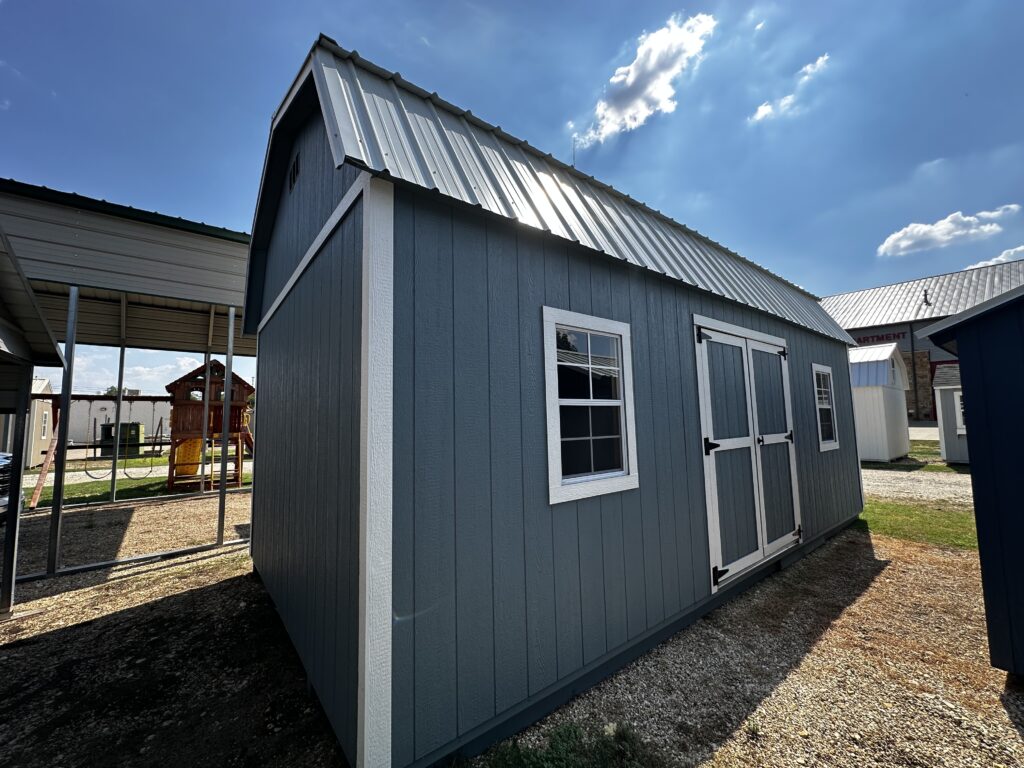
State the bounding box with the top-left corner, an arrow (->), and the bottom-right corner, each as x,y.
1,493 -> 251,577
488,528 -> 1023,767
861,468 -> 974,505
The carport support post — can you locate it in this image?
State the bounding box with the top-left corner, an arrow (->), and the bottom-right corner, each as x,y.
199,307 -> 214,493
47,285 -> 78,575
1,366 -> 33,615
108,294 -> 127,502
217,306 -> 235,545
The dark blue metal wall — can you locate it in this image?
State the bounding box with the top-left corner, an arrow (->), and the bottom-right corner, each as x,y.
934,299 -> 1024,676
391,187 -> 862,765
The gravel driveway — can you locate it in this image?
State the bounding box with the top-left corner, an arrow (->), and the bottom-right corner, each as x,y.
488,528 -> 1022,767
861,468 -> 974,505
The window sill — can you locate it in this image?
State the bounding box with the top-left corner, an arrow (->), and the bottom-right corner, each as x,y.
818,441 -> 840,453
956,429 -> 967,436
549,472 -> 639,505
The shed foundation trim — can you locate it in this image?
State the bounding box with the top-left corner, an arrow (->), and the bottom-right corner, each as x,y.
358,176 -> 394,767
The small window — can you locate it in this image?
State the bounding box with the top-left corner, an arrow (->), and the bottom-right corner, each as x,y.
812,363 -> 839,452
543,307 -> 638,504
40,410 -> 48,440
954,390 -> 966,435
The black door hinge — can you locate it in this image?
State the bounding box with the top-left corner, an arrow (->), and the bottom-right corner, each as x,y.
793,524 -> 803,540
785,430 -> 794,442
703,436 -> 720,455
696,327 -> 711,344
777,347 -> 788,359
712,565 -> 730,586
756,435 -> 765,445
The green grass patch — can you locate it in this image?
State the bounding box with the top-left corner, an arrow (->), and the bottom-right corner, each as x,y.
861,439 -> 970,475
856,497 -> 977,550
472,723 -> 667,768
908,439 -> 941,461
30,473 -> 253,509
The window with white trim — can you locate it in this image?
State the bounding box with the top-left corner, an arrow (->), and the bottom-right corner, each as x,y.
812,363 -> 839,451
954,390 -> 966,435
543,307 -> 639,504
40,410 -> 48,440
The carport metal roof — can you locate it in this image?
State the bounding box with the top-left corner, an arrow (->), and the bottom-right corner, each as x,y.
0,178 -> 255,356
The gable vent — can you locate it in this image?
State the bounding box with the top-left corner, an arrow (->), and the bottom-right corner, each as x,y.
288,152 -> 300,192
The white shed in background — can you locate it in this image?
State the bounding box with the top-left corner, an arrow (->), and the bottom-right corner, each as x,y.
849,343 -> 910,461
933,364 -> 969,464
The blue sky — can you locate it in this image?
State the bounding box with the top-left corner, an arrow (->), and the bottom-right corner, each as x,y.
2,1 -> 1022,391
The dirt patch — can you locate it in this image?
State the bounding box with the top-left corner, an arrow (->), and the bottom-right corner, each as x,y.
483,529 -> 1023,767
0,550 -> 345,768
5,493 -> 251,577
862,469 -> 974,505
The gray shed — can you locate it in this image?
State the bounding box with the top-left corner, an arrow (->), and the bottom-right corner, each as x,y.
932,364 -> 968,464
244,35 -> 864,767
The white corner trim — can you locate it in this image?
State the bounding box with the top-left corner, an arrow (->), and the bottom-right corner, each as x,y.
542,306 -> 639,505
259,172 -> 371,333
358,176 -> 393,768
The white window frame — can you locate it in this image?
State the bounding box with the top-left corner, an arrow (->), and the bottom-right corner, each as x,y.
40,410 -> 48,440
812,363 -> 840,452
543,306 -> 639,504
953,390 -> 966,435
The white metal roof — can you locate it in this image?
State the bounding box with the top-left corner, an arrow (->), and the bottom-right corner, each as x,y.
848,343 -> 908,389
276,36 -> 853,344
821,260 -> 1024,330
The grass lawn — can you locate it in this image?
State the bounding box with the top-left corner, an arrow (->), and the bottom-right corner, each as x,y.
25,448 -> 249,477
861,439 -> 970,474
30,473 -> 253,508
856,497 -> 977,550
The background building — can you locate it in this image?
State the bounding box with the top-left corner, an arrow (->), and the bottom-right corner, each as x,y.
820,261 -> 1024,420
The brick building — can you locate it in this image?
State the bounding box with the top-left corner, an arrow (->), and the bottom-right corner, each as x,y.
821,261 -> 1024,420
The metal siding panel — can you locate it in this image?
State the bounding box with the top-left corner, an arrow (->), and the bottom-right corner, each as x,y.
391,191 -> 416,767
412,197 -> 458,758
453,213 -> 496,732
520,229 -> 558,695
487,219 -> 529,712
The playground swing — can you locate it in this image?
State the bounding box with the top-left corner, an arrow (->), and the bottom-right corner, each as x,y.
82,399 -> 113,480
80,398 -> 162,481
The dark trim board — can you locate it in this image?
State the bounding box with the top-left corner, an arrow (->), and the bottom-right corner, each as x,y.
411,514 -> 860,768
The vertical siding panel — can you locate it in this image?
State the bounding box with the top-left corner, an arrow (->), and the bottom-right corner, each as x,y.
591,260 -> 627,649
488,223 -> 529,712
413,199 -> 458,757
646,280 -> 680,616
629,269 -> 664,626
391,193 -> 416,767
453,215 -> 495,733
518,229 -> 558,695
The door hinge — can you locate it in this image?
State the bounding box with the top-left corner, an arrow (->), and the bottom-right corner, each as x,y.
703,436 -> 720,455
712,565 -> 730,586
793,524 -> 803,540
778,347 -> 788,359
696,327 -> 711,344
756,435 -> 765,445
785,430 -> 794,443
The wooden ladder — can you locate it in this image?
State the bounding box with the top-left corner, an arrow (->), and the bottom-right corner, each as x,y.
28,402 -> 60,509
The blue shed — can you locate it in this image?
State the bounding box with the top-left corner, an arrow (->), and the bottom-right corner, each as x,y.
243,35 -> 864,767
922,285 -> 1024,678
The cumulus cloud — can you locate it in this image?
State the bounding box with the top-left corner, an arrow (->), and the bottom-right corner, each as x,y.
965,244 -> 1024,270
749,52 -> 829,122
877,204 -> 1020,257
755,20 -> 765,31
575,13 -> 716,148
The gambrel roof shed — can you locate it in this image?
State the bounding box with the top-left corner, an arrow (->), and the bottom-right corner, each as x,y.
245,35 -> 851,344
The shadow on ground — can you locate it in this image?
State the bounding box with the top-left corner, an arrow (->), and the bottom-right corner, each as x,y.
1004,675 -> 1024,743
0,570 -> 345,768
491,526 -> 891,765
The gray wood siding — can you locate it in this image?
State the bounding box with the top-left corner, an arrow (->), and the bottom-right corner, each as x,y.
260,112 -> 363,321
251,197 -> 363,765
391,188 -> 861,765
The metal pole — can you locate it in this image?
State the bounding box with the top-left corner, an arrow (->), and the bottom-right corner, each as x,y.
1,366 -> 32,615
109,295 -> 127,502
217,306 -> 235,545
199,306 -> 214,494
47,286 -> 78,574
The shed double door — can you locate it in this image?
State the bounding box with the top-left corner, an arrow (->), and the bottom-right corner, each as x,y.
694,318 -> 801,590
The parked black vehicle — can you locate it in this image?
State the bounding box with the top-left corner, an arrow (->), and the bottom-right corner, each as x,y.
0,451 -> 16,516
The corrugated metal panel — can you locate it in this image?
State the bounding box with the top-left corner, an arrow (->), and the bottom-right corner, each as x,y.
821,260 -> 1024,330
0,191 -> 249,308
301,39 -> 852,344
849,342 -> 898,363
849,343 -> 908,389
0,224 -> 62,366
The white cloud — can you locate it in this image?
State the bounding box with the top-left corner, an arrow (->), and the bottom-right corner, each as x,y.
0,99 -> 9,111
965,244 -> 1024,270
755,20 -> 765,31
877,204 -> 1020,257
575,13 -> 716,148
749,52 -> 829,122
124,356 -> 201,390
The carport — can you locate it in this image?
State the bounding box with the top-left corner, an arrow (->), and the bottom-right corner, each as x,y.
0,178 -> 254,610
